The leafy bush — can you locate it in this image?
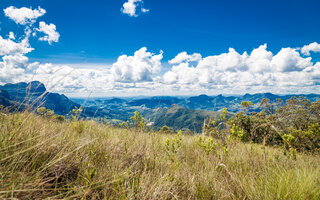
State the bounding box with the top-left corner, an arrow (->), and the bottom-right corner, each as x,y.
53,114 -> 65,122
164,130 -> 182,161
230,124 -> 247,141
159,125 -> 175,134
289,123 -> 320,152
36,107 -> 54,118
197,136 -> 217,155
229,98 -> 320,152
203,108 -> 229,140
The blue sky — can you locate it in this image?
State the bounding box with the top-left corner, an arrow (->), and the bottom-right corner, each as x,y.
0,0 -> 320,96
1,0 -> 320,64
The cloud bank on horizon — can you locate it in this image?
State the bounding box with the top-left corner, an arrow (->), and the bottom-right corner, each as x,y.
0,2 -> 319,96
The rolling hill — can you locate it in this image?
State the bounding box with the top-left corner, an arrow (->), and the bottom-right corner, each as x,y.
147,104 -> 231,132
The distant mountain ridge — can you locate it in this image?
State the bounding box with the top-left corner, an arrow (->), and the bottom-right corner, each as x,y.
1,81 -> 319,132
0,81 -> 109,118
71,91 -> 320,131
82,93 -> 319,113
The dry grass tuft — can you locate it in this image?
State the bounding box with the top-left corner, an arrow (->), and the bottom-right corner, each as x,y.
0,112 -> 319,199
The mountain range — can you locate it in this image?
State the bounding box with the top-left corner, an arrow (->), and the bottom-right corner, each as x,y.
0,81 -> 109,118
1,81 -> 319,132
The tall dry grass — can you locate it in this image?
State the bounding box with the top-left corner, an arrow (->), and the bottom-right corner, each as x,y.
0,111 -> 319,199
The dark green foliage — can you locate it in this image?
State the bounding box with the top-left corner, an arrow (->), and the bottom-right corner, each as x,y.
289,124 -> 320,152
229,97 -> 320,152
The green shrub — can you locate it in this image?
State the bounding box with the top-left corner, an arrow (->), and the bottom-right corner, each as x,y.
53,114 -> 65,122
120,111 -> 146,132
159,125 -> 175,134
197,136 -> 217,156
165,130 -> 182,161
36,107 -> 55,118
230,123 -> 247,141
228,98 -> 320,152
203,108 -> 229,140
289,123 -> 320,152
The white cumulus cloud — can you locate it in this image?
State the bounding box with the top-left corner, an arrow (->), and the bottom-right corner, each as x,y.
111,47 -> 163,82
169,52 -> 202,64
31,63 -> 113,93
121,0 -> 149,17
0,54 -> 30,83
9,32 -> 15,40
37,21 -> 60,45
246,44 -> 273,73
4,6 -> 46,25
0,36 -> 33,56
301,42 -> 320,56
162,44 -> 319,94
271,47 -> 312,72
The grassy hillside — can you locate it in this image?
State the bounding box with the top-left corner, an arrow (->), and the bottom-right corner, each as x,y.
0,112 -> 320,199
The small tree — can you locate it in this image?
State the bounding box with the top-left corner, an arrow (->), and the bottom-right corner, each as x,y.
220,108 -> 228,122
159,125 -> 175,134
241,101 -> 254,113
37,107 -> 47,116
46,109 -> 54,118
